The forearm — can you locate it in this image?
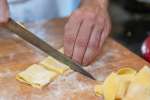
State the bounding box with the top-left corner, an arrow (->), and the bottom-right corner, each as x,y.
80,0 -> 109,10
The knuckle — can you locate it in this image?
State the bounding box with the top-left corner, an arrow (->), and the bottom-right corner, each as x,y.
70,10 -> 82,22
73,10 -> 82,17
85,12 -> 96,20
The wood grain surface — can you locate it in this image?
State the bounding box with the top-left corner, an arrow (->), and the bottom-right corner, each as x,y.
0,18 -> 149,100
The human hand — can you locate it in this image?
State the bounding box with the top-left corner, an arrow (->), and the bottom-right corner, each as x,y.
64,1 -> 111,65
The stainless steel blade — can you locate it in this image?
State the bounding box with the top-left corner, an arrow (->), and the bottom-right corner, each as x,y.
6,18 -> 95,80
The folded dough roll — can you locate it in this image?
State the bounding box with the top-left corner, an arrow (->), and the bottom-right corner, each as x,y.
40,56 -> 69,74
16,64 -> 58,88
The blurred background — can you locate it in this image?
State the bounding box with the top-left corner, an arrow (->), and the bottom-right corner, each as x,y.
8,0 -> 150,61
8,0 -> 80,22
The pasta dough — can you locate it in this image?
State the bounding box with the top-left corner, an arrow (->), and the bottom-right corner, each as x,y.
16,64 -> 58,88
40,48 -> 69,74
16,48 -> 70,88
103,73 -> 119,100
94,67 -> 137,100
117,67 -> 136,81
94,66 -> 150,100
116,67 -> 137,99
40,56 -> 69,74
124,66 -> 150,100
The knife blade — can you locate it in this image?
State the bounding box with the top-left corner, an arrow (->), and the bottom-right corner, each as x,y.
5,18 -> 95,80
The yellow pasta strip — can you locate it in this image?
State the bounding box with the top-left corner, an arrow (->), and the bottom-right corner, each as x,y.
124,66 -> 150,100
40,48 -> 69,74
103,72 -> 119,100
94,67 -> 137,100
40,56 -> 69,74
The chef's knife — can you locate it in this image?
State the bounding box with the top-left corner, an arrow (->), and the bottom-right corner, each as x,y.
5,18 -> 95,80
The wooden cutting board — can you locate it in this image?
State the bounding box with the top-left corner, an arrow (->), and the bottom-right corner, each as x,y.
0,18 -> 149,100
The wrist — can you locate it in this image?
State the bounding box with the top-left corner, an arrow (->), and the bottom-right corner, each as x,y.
98,0 -> 109,11
80,0 -> 109,11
